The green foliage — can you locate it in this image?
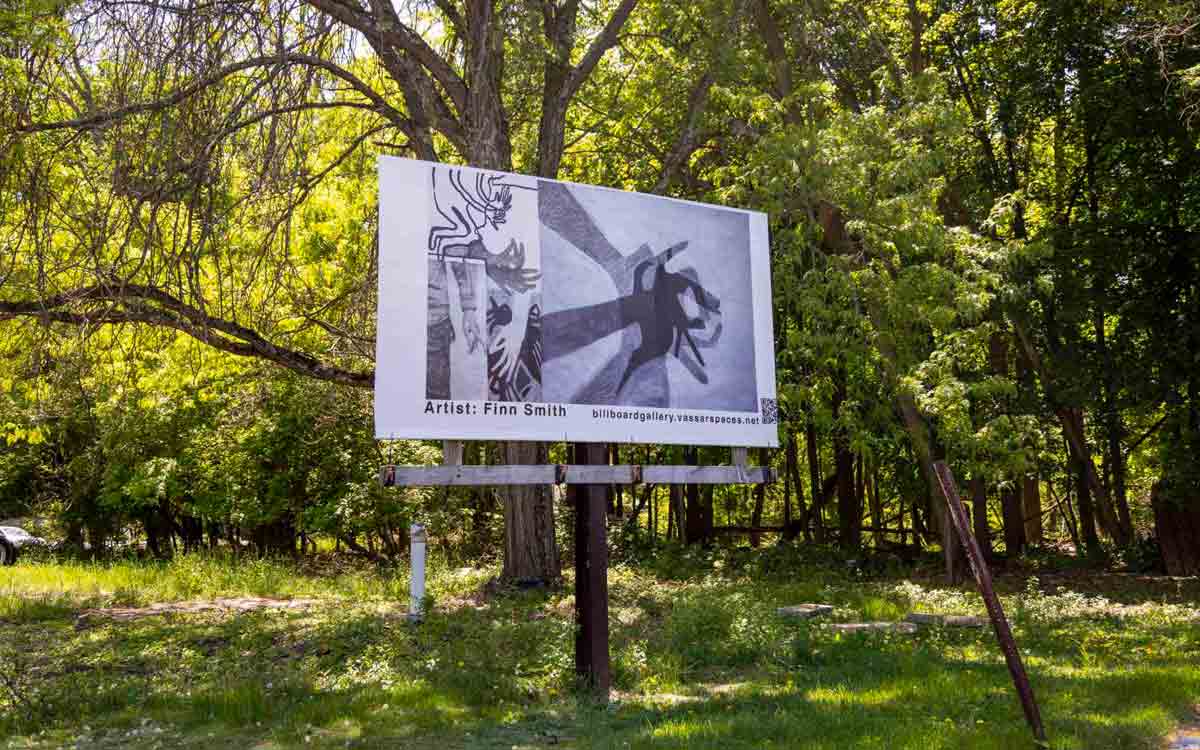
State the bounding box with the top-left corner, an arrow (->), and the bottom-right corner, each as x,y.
2,0 -> 1200,570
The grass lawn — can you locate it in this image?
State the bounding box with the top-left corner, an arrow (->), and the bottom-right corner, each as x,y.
1,548 -> 1197,749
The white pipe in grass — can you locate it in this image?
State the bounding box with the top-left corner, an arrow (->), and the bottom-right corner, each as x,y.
409,524 -> 427,622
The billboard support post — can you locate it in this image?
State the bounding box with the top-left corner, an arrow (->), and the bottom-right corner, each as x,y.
375,155 -> 780,705
379,446 -> 773,700
932,461 -> 1047,746
571,442 -> 611,700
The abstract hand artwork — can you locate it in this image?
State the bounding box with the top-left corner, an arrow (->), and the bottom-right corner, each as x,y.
616,241 -> 724,393
539,180 -> 750,411
425,166 -> 542,402
422,164 -> 754,412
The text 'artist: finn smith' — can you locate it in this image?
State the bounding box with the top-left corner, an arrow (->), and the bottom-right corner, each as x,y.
425,401 -> 568,417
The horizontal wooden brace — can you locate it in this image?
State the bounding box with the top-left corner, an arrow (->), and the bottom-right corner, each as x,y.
379,464 -> 776,487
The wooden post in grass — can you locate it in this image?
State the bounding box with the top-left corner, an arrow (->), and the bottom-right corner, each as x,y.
380,446 -> 774,703
932,461 -> 1047,746
571,442 -> 611,699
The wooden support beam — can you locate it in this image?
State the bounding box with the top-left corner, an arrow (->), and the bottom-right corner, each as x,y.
572,443 -> 610,700
378,464 -> 776,487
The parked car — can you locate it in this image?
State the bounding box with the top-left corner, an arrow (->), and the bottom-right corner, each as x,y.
0,526 -> 46,565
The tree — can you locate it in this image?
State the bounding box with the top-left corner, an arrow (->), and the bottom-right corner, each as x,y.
6,0 -> 1200,577
2,0 -> 653,581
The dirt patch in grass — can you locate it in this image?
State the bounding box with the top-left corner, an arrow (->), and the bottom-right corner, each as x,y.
1165,704 -> 1200,749
74,596 -> 323,626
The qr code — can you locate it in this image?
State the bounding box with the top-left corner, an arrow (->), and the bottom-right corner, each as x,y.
760,398 -> 778,425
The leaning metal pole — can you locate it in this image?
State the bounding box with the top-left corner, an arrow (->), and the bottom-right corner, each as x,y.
932,460 -> 1048,746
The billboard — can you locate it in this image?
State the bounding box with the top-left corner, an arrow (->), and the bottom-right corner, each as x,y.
375,157 -> 778,447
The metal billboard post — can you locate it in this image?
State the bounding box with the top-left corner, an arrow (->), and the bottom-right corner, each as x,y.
932,460 -> 1048,746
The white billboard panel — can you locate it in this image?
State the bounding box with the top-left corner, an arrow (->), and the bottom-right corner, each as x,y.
375,157 -> 778,447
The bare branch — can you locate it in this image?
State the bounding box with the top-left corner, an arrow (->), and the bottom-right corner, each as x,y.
0,285 -> 373,387
431,0 -> 466,40
563,0 -> 639,101
306,0 -> 468,113
19,53 -> 414,136
654,70 -> 715,193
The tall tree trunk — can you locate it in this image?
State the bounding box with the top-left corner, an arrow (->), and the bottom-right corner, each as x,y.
502,441 -> 561,583
467,442 -> 491,552
868,461 -> 883,548
805,416 -> 824,542
1152,481 -> 1200,575
989,327 -> 1025,557
1023,474 -> 1043,544
853,453 -> 866,546
143,514 -> 162,559
1012,318 -> 1112,553
833,365 -> 858,551
782,434 -> 794,532
674,483 -> 686,541
701,485 -> 715,541
1053,480 -> 1081,549
1014,333 -> 1043,547
1071,436 -> 1102,560
648,485 -> 656,542
464,0 -> 513,172
854,454 -> 865,517
667,485 -> 677,540
750,448 -> 768,547
1000,483 -> 1026,557
1094,306 -> 1133,545
970,475 -> 992,561
467,31 -> 547,582
683,447 -> 707,544
906,0 -> 927,76
928,464 -> 966,584
786,432 -> 809,541
835,436 -> 857,550
910,493 -> 923,548
1090,456 -> 1122,542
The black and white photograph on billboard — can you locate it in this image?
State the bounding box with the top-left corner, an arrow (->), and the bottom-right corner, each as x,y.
377,156 -> 777,447
426,256 -> 487,400
539,181 -> 756,412
424,165 -> 542,402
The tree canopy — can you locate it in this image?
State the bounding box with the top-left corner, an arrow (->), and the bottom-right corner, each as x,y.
2,0 -> 1199,574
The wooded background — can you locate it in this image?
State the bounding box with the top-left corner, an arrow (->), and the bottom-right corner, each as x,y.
2,0 -> 1198,577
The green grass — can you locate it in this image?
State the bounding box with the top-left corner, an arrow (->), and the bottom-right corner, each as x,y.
0,554 -> 435,607
0,549 -> 1197,749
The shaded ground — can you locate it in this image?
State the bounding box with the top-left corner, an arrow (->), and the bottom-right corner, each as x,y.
0,551 -> 1197,749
